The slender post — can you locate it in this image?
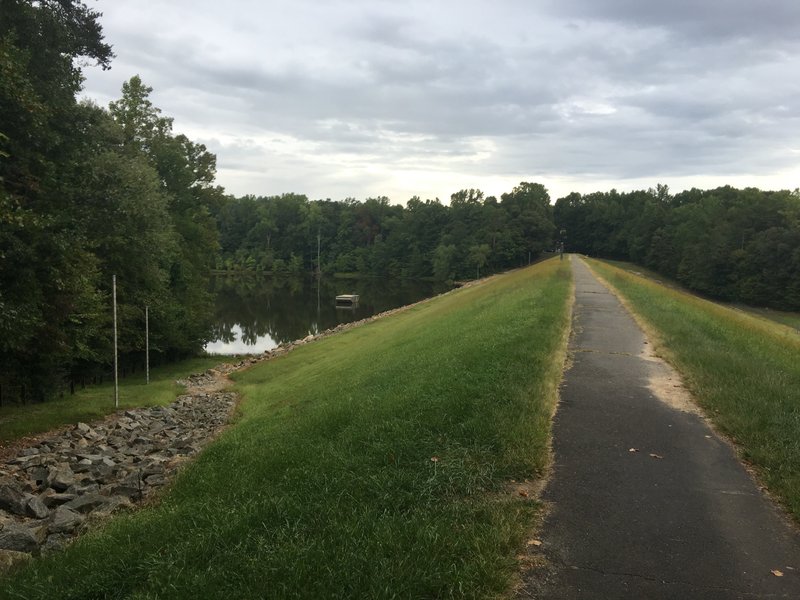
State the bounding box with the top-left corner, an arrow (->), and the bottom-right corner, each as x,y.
113,274 -> 119,408
145,305 -> 150,385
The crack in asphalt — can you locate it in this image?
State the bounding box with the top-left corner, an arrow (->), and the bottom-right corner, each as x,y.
571,348 -> 637,357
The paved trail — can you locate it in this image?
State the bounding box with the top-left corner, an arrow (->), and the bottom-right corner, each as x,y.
519,258 -> 800,599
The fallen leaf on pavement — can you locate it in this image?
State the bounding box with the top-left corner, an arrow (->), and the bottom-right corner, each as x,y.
628,448 -> 639,453
771,569 -> 784,577
649,453 -> 664,459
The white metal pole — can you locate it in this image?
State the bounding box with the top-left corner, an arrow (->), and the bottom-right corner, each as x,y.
113,274 -> 119,408
145,305 -> 150,385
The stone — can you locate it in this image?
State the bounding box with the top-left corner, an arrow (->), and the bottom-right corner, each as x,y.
76,454 -> 104,463
141,463 -> 165,477
144,474 -> 167,487
76,422 -> 91,434
67,482 -> 100,496
40,491 -> 76,508
27,466 -> 50,489
91,465 -> 115,484
26,495 -> 49,519
63,493 -> 110,514
0,481 -> 28,516
88,496 -> 132,519
0,523 -> 40,553
48,465 -> 75,492
0,549 -> 31,572
48,506 -> 84,534
106,484 -> 141,500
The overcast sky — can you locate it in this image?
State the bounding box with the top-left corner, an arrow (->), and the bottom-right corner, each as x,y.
81,0 -> 800,204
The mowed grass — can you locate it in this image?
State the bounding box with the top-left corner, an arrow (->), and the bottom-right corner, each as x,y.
602,259 -> 800,331
2,259 -> 573,599
0,358 -> 226,445
588,259 -> 800,520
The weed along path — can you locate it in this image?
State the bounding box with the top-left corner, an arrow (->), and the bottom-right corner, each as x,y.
519,258 -> 800,598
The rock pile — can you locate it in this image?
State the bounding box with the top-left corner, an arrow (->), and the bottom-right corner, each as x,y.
0,388 -> 235,561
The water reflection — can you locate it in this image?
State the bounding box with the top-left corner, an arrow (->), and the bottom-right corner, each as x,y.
204,275 -> 450,355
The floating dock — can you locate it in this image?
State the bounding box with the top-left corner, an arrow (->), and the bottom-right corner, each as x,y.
335,294 -> 359,307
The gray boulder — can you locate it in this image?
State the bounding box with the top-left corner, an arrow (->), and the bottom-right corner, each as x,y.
48,506 -> 84,534
26,495 -> 50,519
0,523 -> 40,553
0,481 -> 28,516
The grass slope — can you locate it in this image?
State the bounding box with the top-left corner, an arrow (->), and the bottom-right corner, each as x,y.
0,358 -> 226,444
2,259 -> 572,599
588,259 -> 800,520
601,259 -> 800,331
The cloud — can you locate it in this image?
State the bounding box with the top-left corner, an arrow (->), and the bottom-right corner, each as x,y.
547,0 -> 800,42
81,0 -> 800,202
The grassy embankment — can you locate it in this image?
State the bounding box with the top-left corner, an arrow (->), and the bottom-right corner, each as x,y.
0,358 -> 225,445
588,259 -> 800,520
601,258 -> 800,331
2,259 -> 572,599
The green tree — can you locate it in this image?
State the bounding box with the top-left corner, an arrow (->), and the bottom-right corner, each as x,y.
468,244 -> 491,279
1,0 -> 113,399
433,244 -> 457,281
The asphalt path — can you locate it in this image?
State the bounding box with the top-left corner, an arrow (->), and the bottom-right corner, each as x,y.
519,258 -> 800,599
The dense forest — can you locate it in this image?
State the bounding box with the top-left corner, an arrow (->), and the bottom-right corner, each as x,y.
1,1 -> 799,405
554,185 -> 800,310
214,184 -> 555,280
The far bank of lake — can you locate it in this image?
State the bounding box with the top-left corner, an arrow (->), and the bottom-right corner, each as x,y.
204,275 -> 452,354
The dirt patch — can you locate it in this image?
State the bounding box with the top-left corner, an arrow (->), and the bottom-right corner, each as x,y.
639,342 -> 704,417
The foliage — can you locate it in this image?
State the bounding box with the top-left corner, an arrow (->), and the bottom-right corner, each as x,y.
214,186 -> 556,281
555,185 -> 800,310
0,2 -> 221,403
2,260 -> 572,599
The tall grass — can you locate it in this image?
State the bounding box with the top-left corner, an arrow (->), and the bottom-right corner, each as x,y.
588,259 -> 800,520
2,259 -> 572,599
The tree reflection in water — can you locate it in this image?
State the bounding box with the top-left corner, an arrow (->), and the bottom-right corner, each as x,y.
205,275 -> 450,354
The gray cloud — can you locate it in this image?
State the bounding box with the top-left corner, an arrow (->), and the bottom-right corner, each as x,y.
81,0 -> 800,201
547,0 -> 800,42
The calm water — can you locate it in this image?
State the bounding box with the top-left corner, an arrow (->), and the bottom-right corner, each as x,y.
204,275 -> 451,355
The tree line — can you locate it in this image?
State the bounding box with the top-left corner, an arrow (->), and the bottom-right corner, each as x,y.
554,184 -> 800,310
214,184 -> 555,280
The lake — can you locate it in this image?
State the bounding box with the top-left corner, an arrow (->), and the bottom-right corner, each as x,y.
204,275 -> 451,355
